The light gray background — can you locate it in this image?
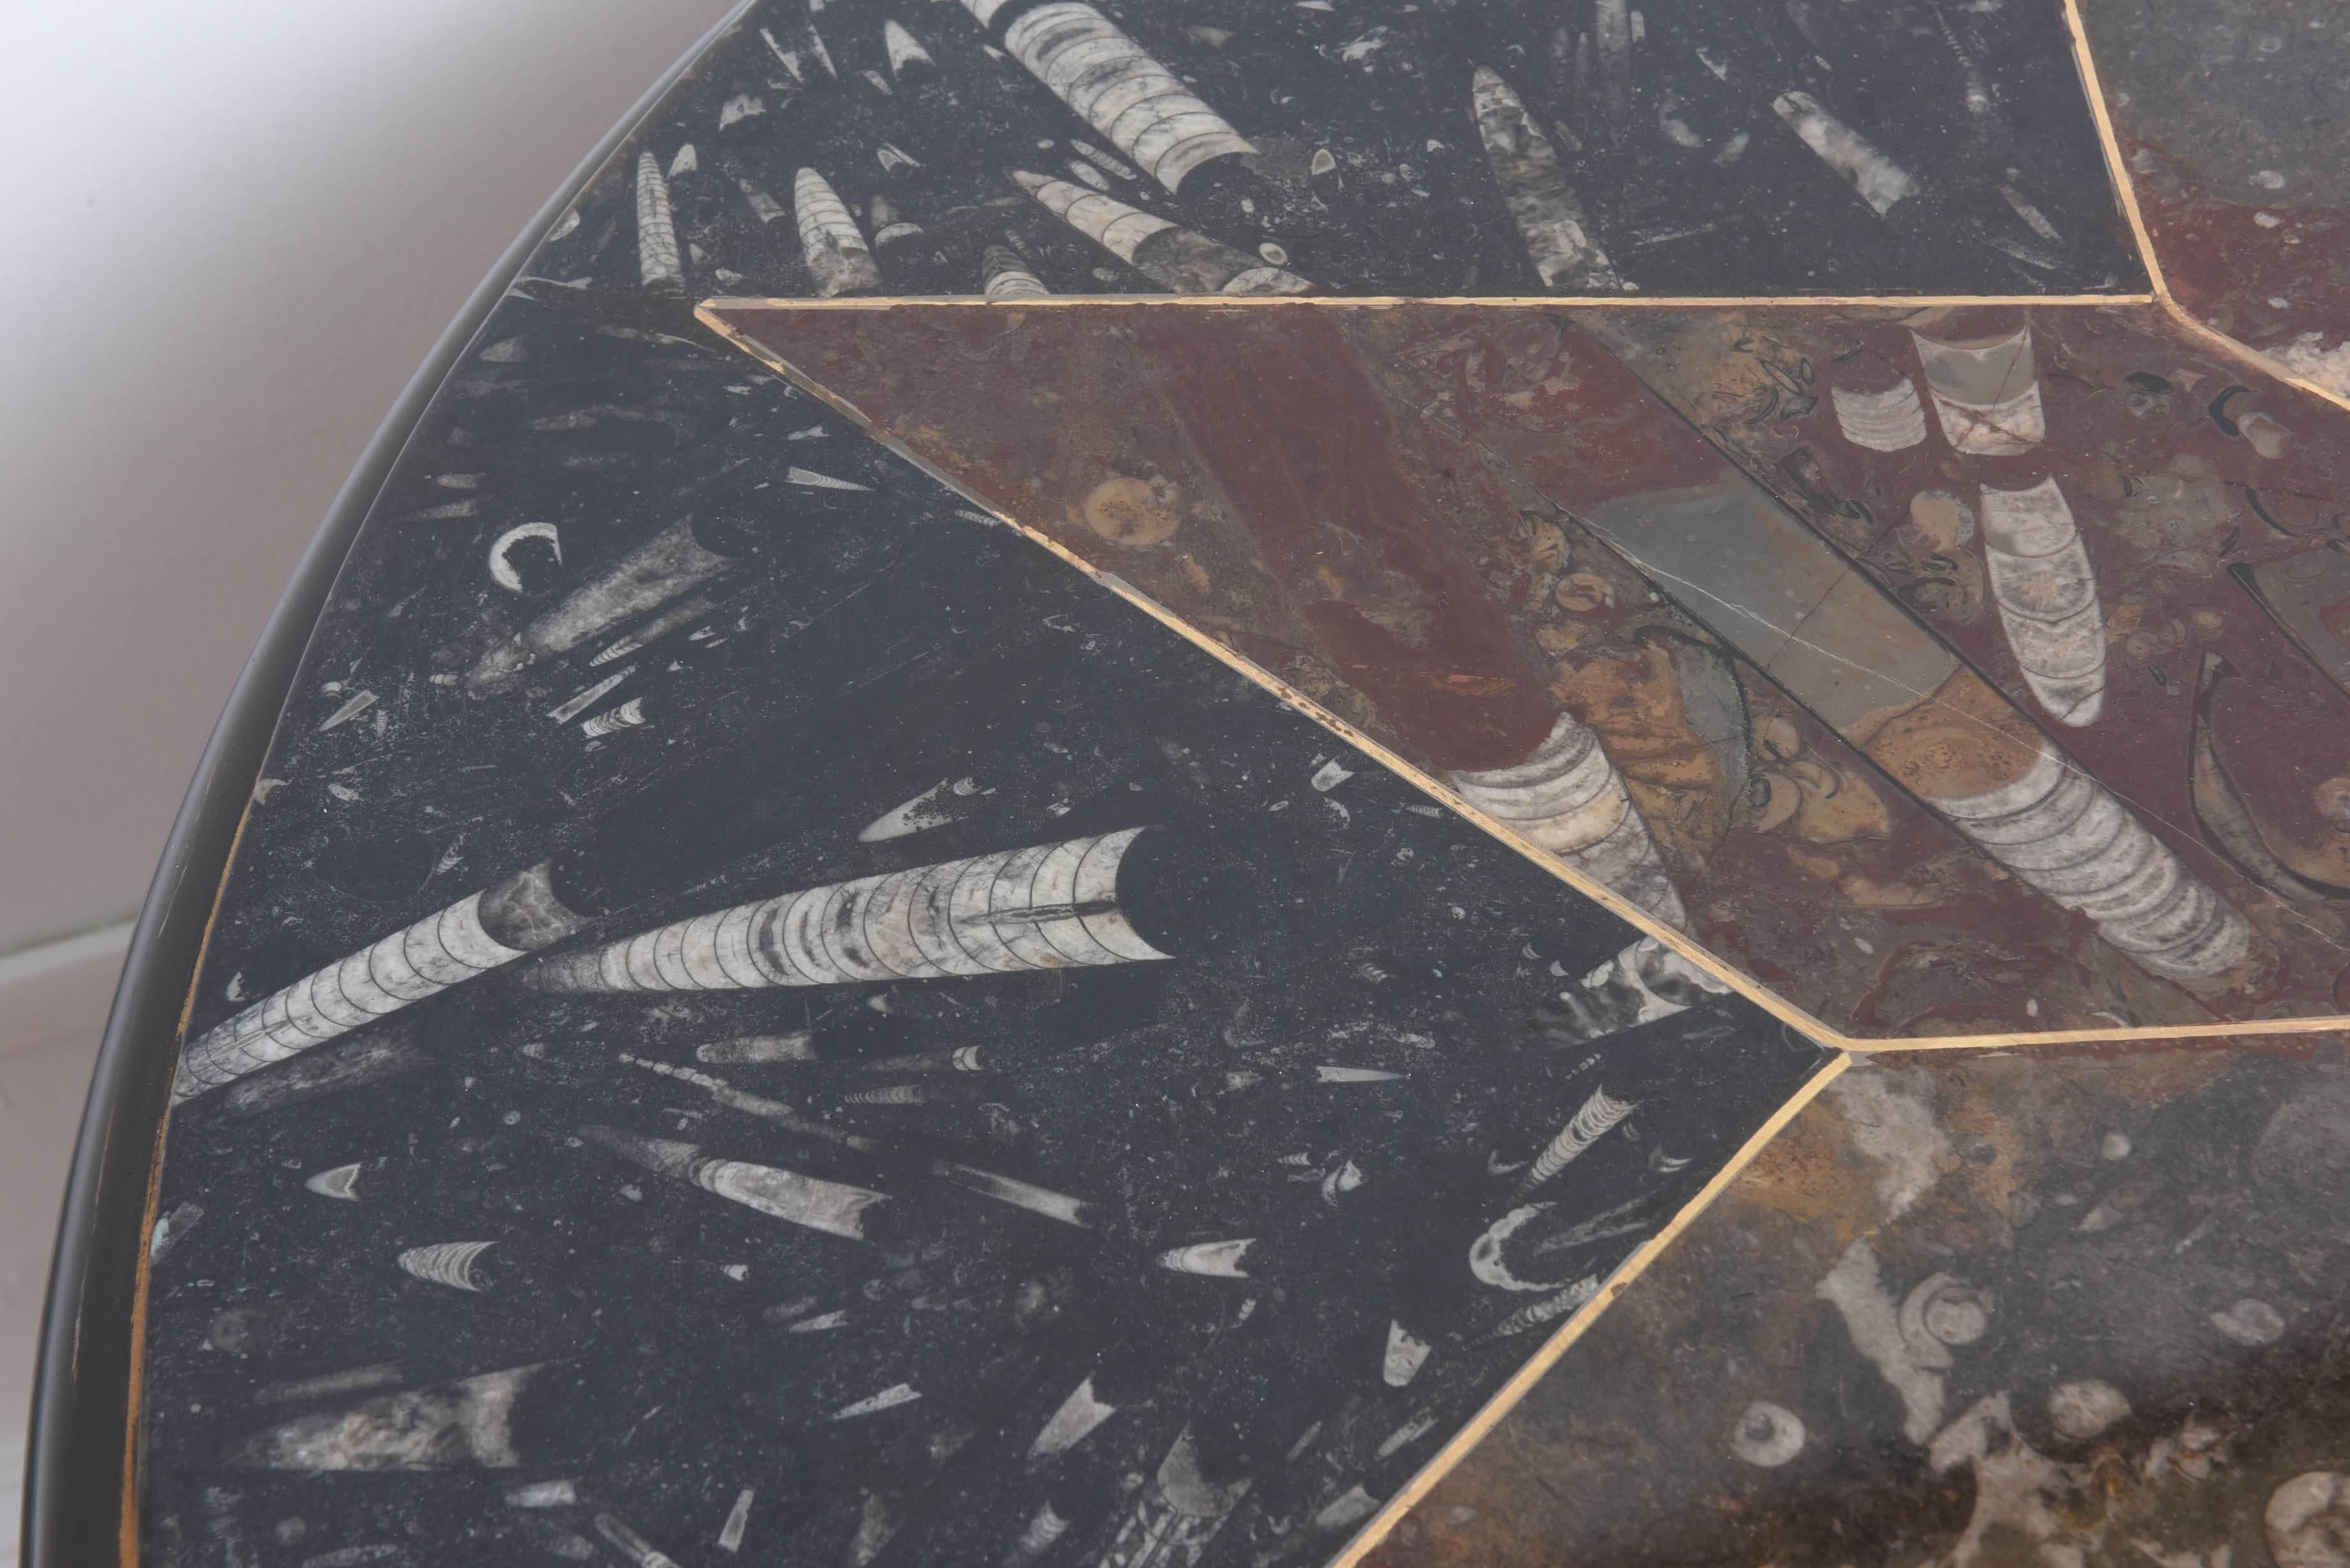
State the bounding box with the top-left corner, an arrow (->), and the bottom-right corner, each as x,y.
0,4 -> 739,1555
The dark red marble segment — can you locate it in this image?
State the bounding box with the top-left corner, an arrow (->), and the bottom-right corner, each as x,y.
1363,1038 -> 2350,1568
710,301 -> 2350,1037
2080,0 -> 2350,395
1579,302 -> 2350,1000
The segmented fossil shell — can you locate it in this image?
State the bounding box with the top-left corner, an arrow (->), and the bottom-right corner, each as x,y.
792,168 -> 881,296
965,0 -> 1254,191
1451,715 -> 1686,928
1830,379 -> 1928,451
634,151 -> 684,292
1933,744 -> 2250,981
1156,1238 -> 1254,1277
1520,1087 -> 1639,1193
176,861 -> 579,1100
529,829 -> 1171,993
1979,478 -> 2105,726
398,1240 -> 496,1293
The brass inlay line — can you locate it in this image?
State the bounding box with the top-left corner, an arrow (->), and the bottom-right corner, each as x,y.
702,290 -> 2158,311
701,305 -> 1845,1050
124,800 -> 252,1568
1327,1050 -> 1856,1568
2059,0 -> 2350,416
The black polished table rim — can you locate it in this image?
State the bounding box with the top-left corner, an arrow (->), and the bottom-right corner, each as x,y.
19,8 -> 757,1562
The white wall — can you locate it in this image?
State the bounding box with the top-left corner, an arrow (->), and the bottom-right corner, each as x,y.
0,4 -> 740,1558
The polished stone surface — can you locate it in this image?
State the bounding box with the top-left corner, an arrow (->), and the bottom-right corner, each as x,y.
106,2 -> 2350,1566
1366,1041 -> 2350,1568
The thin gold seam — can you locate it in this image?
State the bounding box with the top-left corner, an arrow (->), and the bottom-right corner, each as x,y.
699,306 -> 1843,1046
1861,1013 -> 2350,1052
122,801 -> 251,1565
699,303 -> 2350,1059
2058,0 -> 2169,299
701,291 -> 2158,310
1326,1050 -> 1856,1568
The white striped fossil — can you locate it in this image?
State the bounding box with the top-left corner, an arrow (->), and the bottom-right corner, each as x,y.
581,698 -> 648,739
1771,93 -> 1918,216
1012,171 -> 1312,294
1449,714 -> 1686,929
174,861 -> 584,1101
1156,1238 -> 1254,1278
397,1240 -> 497,1293
634,150 -> 684,291
785,465 -> 870,491
962,0 -> 1254,192
527,828 -> 1171,992
1979,479 -> 2105,726
1471,67 -> 1623,292
582,1125 -> 885,1240
1830,379 -> 1929,451
1931,744 -> 2251,981
792,167 -> 881,296
1474,1272 -> 1602,1343
1003,1502 -> 1070,1565
1912,326 -> 2045,455
1376,1410 -> 1437,1459
982,244 -> 1050,298
695,1032 -> 814,1063
1519,1086 -> 1640,1193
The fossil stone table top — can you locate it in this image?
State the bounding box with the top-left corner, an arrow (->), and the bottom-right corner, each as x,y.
28,3 -> 2350,1567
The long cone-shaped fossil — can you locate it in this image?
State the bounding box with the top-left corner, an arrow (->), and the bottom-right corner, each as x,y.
528,828 -> 1172,992
582,1125 -> 884,1240
635,150 -> 685,292
1011,171 -> 1310,295
174,862 -> 586,1101
794,167 -> 883,296
961,0 -> 1254,192
1471,67 -> 1624,292
1450,715 -> 1686,928
1980,478 -> 2105,727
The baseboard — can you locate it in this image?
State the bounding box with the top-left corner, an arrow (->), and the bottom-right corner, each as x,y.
0,924 -> 133,1063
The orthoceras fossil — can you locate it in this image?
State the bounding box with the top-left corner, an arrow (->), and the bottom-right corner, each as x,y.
527,827 -> 1177,993
959,0 -> 1254,193
1578,473 -> 2261,990
173,860 -> 588,1103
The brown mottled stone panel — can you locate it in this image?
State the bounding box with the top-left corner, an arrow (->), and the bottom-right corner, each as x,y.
1369,1038 -> 2350,1568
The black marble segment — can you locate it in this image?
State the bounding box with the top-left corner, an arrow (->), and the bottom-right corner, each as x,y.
529,0 -> 2144,299
139,270 -> 1826,1567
